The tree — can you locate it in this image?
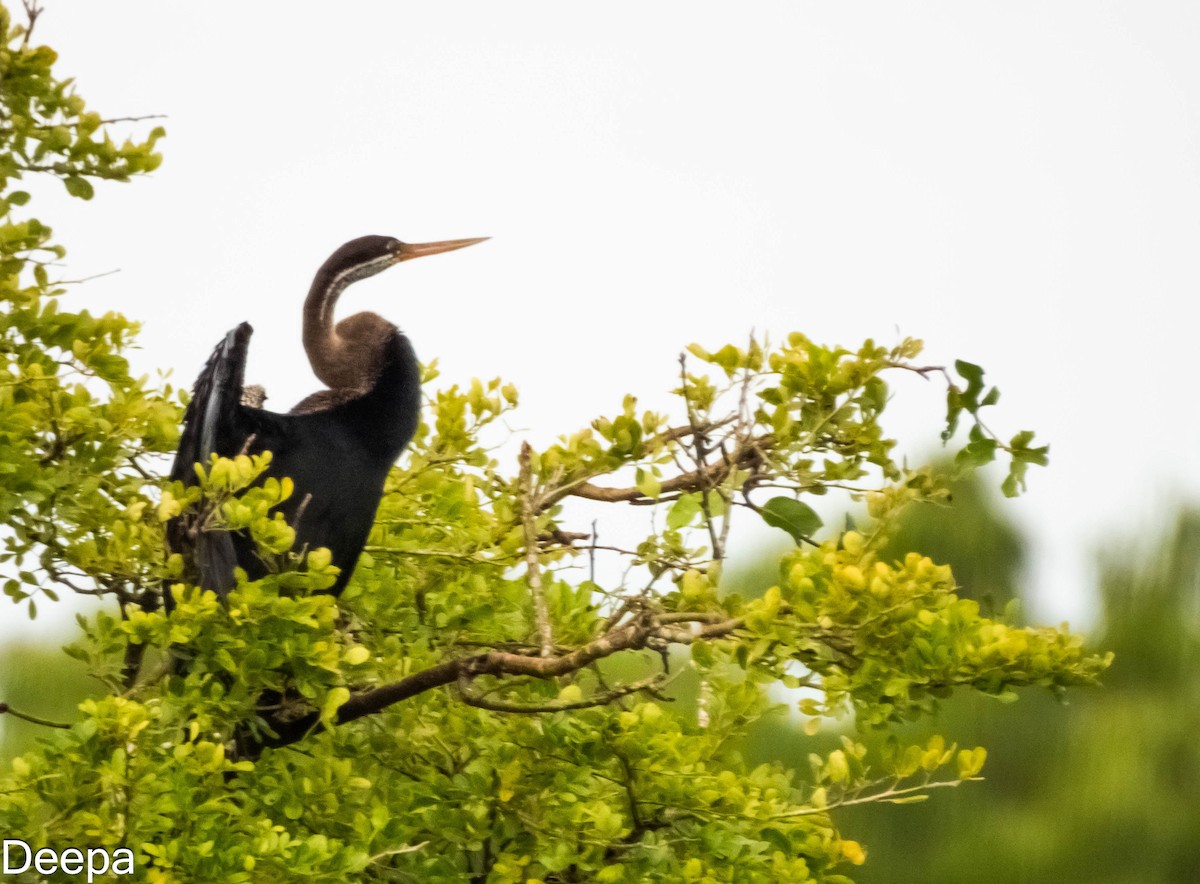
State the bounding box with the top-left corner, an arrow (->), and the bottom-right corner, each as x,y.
0,7 -> 1109,882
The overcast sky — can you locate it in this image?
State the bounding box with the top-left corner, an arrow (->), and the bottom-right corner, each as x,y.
5,2 -> 1200,648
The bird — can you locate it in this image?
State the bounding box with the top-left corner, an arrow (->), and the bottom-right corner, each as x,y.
165,234 -> 487,609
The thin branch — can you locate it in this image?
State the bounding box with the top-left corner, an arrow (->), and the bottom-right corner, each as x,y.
0,115 -> 166,137
84,114 -> 168,127
126,455 -> 154,481
773,777 -> 976,819
589,519 -> 598,583
0,702 -> 70,729
531,418 -> 737,514
679,352 -> 723,560
612,746 -> 643,837
885,361 -> 952,385
361,546 -> 518,567
369,843 -> 429,864
51,268 -> 121,287
557,437 -> 768,506
121,629 -> 146,690
456,673 -> 671,713
290,493 -> 313,531
519,442 -> 553,657
718,331 -> 759,557
20,0 -> 41,47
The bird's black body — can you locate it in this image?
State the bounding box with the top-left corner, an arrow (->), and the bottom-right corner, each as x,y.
256,335 -> 421,589
166,323 -> 420,599
166,234 -> 483,608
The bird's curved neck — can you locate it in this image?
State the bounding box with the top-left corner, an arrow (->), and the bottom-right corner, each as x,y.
303,262 -> 377,390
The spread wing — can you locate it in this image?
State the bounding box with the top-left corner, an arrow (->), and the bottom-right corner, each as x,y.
166,323 -> 256,604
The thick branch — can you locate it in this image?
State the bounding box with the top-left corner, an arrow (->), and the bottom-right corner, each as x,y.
250,612 -> 744,756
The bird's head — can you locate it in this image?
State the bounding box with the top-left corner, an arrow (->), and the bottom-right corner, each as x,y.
305,234 -> 488,391
321,234 -> 489,287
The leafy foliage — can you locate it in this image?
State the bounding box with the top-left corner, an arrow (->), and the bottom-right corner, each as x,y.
0,4 -> 173,620
822,492 -> 1200,883
0,8 -> 1110,882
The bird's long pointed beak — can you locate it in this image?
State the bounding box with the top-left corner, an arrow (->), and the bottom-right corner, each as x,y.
395,237 -> 489,262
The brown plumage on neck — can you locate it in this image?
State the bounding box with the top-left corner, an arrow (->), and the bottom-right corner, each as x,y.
304,307 -> 396,393
293,306 -> 397,416
301,240 -> 401,393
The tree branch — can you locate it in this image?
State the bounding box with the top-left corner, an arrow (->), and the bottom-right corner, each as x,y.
519,442 -> 553,656
529,419 -> 741,513
773,776 -> 976,819
679,353 -> 724,559
20,0 -> 42,47
549,436 -> 770,507
249,611 -> 744,757
456,673 -> 671,713
0,702 -> 70,729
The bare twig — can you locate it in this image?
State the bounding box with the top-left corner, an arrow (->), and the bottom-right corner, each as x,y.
0,702 -> 70,729
456,673 -> 671,713
290,493 -> 313,531
50,268 -> 122,287
369,842 -> 429,864
612,745 -> 643,836
773,776 -> 976,819
84,114 -> 167,127
362,546 -> 518,566
589,519 -> 598,583
885,361 -> 952,384
555,438 -> 768,506
0,115 -> 166,137
20,0 -> 41,47
718,331 -> 759,557
531,418 -> 738,514
519,442 -> 553,657
679,353 -> 723,560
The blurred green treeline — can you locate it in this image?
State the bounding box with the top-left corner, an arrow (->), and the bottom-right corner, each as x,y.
738,468 -> 1200,884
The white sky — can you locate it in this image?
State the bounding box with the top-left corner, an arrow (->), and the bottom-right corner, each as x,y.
4,1 -> 1199,648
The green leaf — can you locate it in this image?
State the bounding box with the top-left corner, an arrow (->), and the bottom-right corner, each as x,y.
666,493 -> 702,529
957,747 -> 988,779
634,467 -> 661,499
63,177 -> 95,200
320,687 -> 350,725
712,344 -> 741,373
955,359 -> 985,393
759,496 -> 822,543
955,437 -> 997,471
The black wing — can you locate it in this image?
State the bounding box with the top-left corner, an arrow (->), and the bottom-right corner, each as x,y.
166,323 -> 256,605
